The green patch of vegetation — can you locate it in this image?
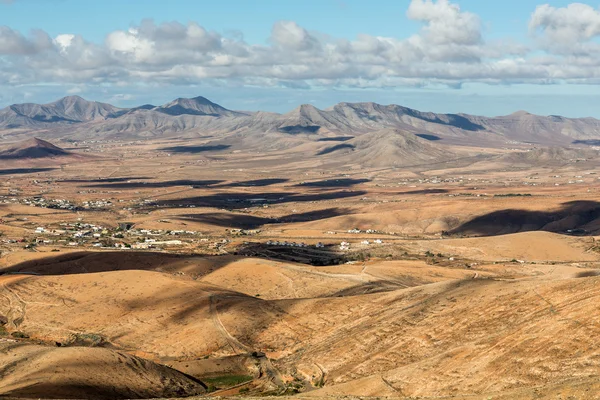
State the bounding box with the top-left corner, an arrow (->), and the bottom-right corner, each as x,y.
202,374 -> 253,389
66,332 -> 107,347
239,387 -> 250,394
11,331 -> 29,339
314,374 -> 325,388
0,325 -> 7,336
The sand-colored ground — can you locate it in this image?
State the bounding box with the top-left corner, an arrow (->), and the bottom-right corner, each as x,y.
1,139 -> 600,399
2,259 -> 600,398
0,340 -> 206,399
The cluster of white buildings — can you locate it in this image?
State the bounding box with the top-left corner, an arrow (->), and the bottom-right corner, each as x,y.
361,239 -> 384,245
265,240 -> 327,249
266,240 -> 309,248
347,229 -> 379,234
82,199 -> 113,209
3,196 -> 113,211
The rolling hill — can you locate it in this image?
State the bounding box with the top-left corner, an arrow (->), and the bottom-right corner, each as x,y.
0,138 -> 74,160
0,341 -> 207,399
315,128 -> 452,167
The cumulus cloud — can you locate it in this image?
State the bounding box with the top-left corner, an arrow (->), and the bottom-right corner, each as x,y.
0,1 -> 600,91
407,0 -> 481,45
0,26 -> 52,55
271,21 -> 321,52
530,3 -> 600,54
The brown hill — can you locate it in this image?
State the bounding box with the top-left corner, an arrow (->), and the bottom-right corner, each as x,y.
3,261 -> 600,398
0,341 -> 207,399
495,146 -> 599,166
316,128 -> 452,167
0,138 -> 73,159
0,95 -> 120,129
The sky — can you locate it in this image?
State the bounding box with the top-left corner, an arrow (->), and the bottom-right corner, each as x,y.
2,0 -> 600,117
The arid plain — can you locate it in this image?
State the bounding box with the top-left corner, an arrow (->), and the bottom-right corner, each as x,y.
1,96 -> 600,399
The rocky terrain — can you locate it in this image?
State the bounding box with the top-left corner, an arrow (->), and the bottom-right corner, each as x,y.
0,95 -> 599,400
3,96 -> 600,147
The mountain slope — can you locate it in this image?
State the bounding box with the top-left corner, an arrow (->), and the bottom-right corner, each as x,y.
0,96 -> 121,129
316,128 -> 452,167
2,95 -> 600,145
0,341 -> 207,399
154,96 -> 245,117
0,138 -> 73,159
495,146 -> 600,166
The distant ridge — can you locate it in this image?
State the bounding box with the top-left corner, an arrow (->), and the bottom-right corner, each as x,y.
2,95 -> 600,146
317,128 -> 451,167
0,96 -> 121,129
152,96 -> 245,117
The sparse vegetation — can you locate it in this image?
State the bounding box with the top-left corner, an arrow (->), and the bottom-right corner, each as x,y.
202,374 -> 253,389
65,333 -> 107,347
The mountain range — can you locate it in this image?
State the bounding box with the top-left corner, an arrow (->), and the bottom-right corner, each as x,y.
2,95 -> 600,147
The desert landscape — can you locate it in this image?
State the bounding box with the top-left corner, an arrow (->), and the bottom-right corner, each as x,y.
0,93 -> 598,400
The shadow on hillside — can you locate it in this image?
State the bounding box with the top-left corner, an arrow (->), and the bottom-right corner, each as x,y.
0,168 -> 56,175
177,213 -> 274,229
573,140 -> 600,146
295,179 -> 369,188
316,143 -> 355,155
0,360 -> 207,399
177,208 -> 348,229
450,200 -> 600,236
327,280 -> 409,297
0,252 -> 236,276
84,179 -> 224,189
415,134 -> 442,141
237,242 -> 346,266
279,125 -> 320,134
215,178 -> 289,188
408,110 -> 484,131
160,144 -> 231,153
151,191 -> 367,210
317,136 -> 354,142
62,177 -> 151,183
398,189 -> 448,195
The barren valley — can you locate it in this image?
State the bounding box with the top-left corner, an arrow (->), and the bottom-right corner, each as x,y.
1,96 -> 600,400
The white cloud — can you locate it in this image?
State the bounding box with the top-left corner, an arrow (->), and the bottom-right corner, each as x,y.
530,4 -> 600,42
271,21 -> 321,51
54,34 -> 74,53
1,1 -> 600,91
0,26 -> 52,55
407,0 -> 481,45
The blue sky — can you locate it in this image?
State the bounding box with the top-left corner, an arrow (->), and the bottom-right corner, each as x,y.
2,0 -> 600,117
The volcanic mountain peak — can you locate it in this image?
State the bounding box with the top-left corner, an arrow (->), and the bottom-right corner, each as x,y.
501,110 -> 534,119
314,127 -> 452,167
156,96 -> 242,117
0,137 -> 72,159
49,95 -> 91,107
283,103 -> 323,118
47,95 -> 120,118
